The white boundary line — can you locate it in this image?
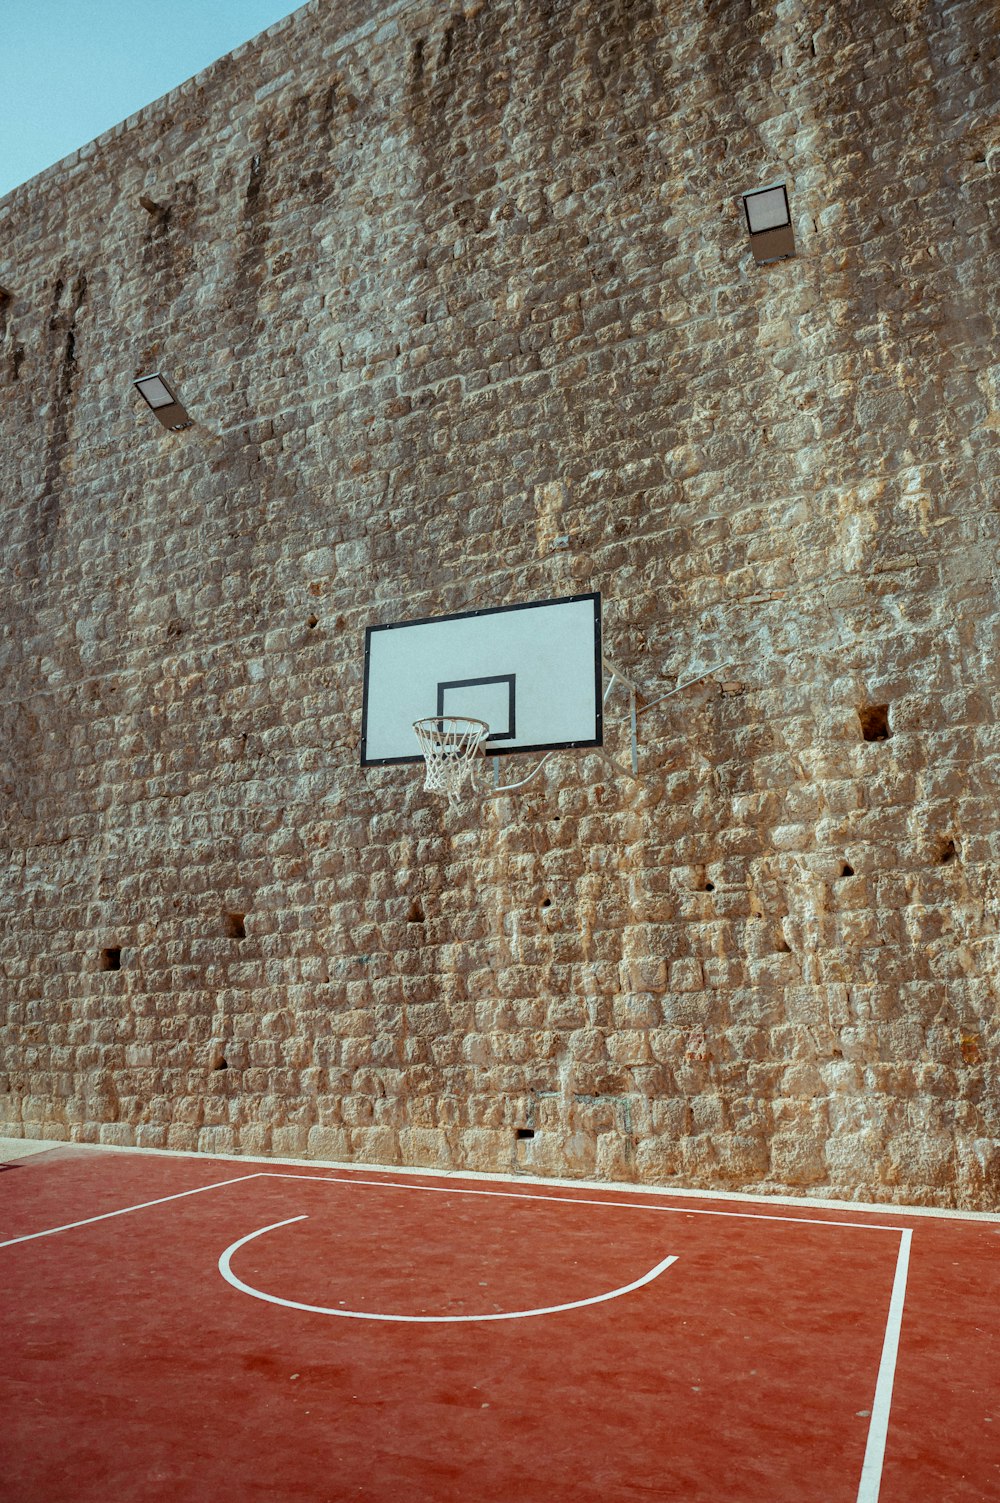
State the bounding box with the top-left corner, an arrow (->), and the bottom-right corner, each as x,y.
4,1137 -> 996,1223
0,1164 -> 914,1499
218,1213 -> 679,1323
263,1171 -> 907,1233
0,1172 -> 259,1248
856,1229 -> 912,1503
0,1168 -> 908,1247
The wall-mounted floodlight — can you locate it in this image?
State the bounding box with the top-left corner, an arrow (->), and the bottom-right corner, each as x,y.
742,183 -> 795,264
134,372 -> 192,431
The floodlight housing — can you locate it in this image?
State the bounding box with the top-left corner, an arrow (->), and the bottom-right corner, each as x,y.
742,183 -> 795,264
134,372 -> 192,431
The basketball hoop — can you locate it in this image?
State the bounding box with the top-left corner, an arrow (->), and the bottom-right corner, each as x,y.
413,716 -> 489,808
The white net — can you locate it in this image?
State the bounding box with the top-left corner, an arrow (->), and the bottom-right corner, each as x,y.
413,716 -> 489,808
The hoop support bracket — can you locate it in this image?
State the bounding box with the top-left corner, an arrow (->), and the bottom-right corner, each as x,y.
602,656 -> 640,778
475,657 -> 739,802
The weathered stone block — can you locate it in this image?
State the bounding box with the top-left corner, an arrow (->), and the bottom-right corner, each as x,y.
198,1126 -> 236,1156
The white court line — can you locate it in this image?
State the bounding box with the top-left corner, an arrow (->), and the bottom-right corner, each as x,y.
1,1164 -> 912,1497
0,1167 -> 906,1247
260,1171 -> 906,1234
855,1228 -> 912,1503
218,1213 -> 679,1323
0,1172 -> 260,1248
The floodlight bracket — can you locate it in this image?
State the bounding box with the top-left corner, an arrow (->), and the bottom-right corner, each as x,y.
748,225 -> 796,264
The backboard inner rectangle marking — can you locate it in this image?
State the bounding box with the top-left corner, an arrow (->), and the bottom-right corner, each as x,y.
437,674 -> 516,740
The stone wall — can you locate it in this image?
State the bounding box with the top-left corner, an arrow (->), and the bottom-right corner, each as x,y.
1,0 -> 998,1207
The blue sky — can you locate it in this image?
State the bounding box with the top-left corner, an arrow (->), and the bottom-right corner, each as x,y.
0,0 -> 302,199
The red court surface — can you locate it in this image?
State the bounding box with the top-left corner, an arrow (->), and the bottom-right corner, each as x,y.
2,1148 -> 998,1503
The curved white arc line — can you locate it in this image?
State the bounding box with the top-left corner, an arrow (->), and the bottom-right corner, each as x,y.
218,1215 -> 678,1323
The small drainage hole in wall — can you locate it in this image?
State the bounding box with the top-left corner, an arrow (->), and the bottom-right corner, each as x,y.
938,838 -> 957,865
841,863 -> 855,877
213,1057 -> 229,1071
407,899 -> 425,923
307,615 -> 318,630
541,897 -> 552,909
101,947 -> 121,971
859,704 -> 891,741
703,880 -> 715,892
225,913 -> 246,939
515,1128 -> 535,1140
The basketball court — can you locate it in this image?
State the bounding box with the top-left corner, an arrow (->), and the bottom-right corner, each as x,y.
2,1142 -> 997,1502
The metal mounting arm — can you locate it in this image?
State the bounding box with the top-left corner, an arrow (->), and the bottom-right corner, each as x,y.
602,656 -> 640,777
477,657 -> 740,800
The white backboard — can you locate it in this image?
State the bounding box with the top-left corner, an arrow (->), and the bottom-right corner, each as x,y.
361,592 -> 603,765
